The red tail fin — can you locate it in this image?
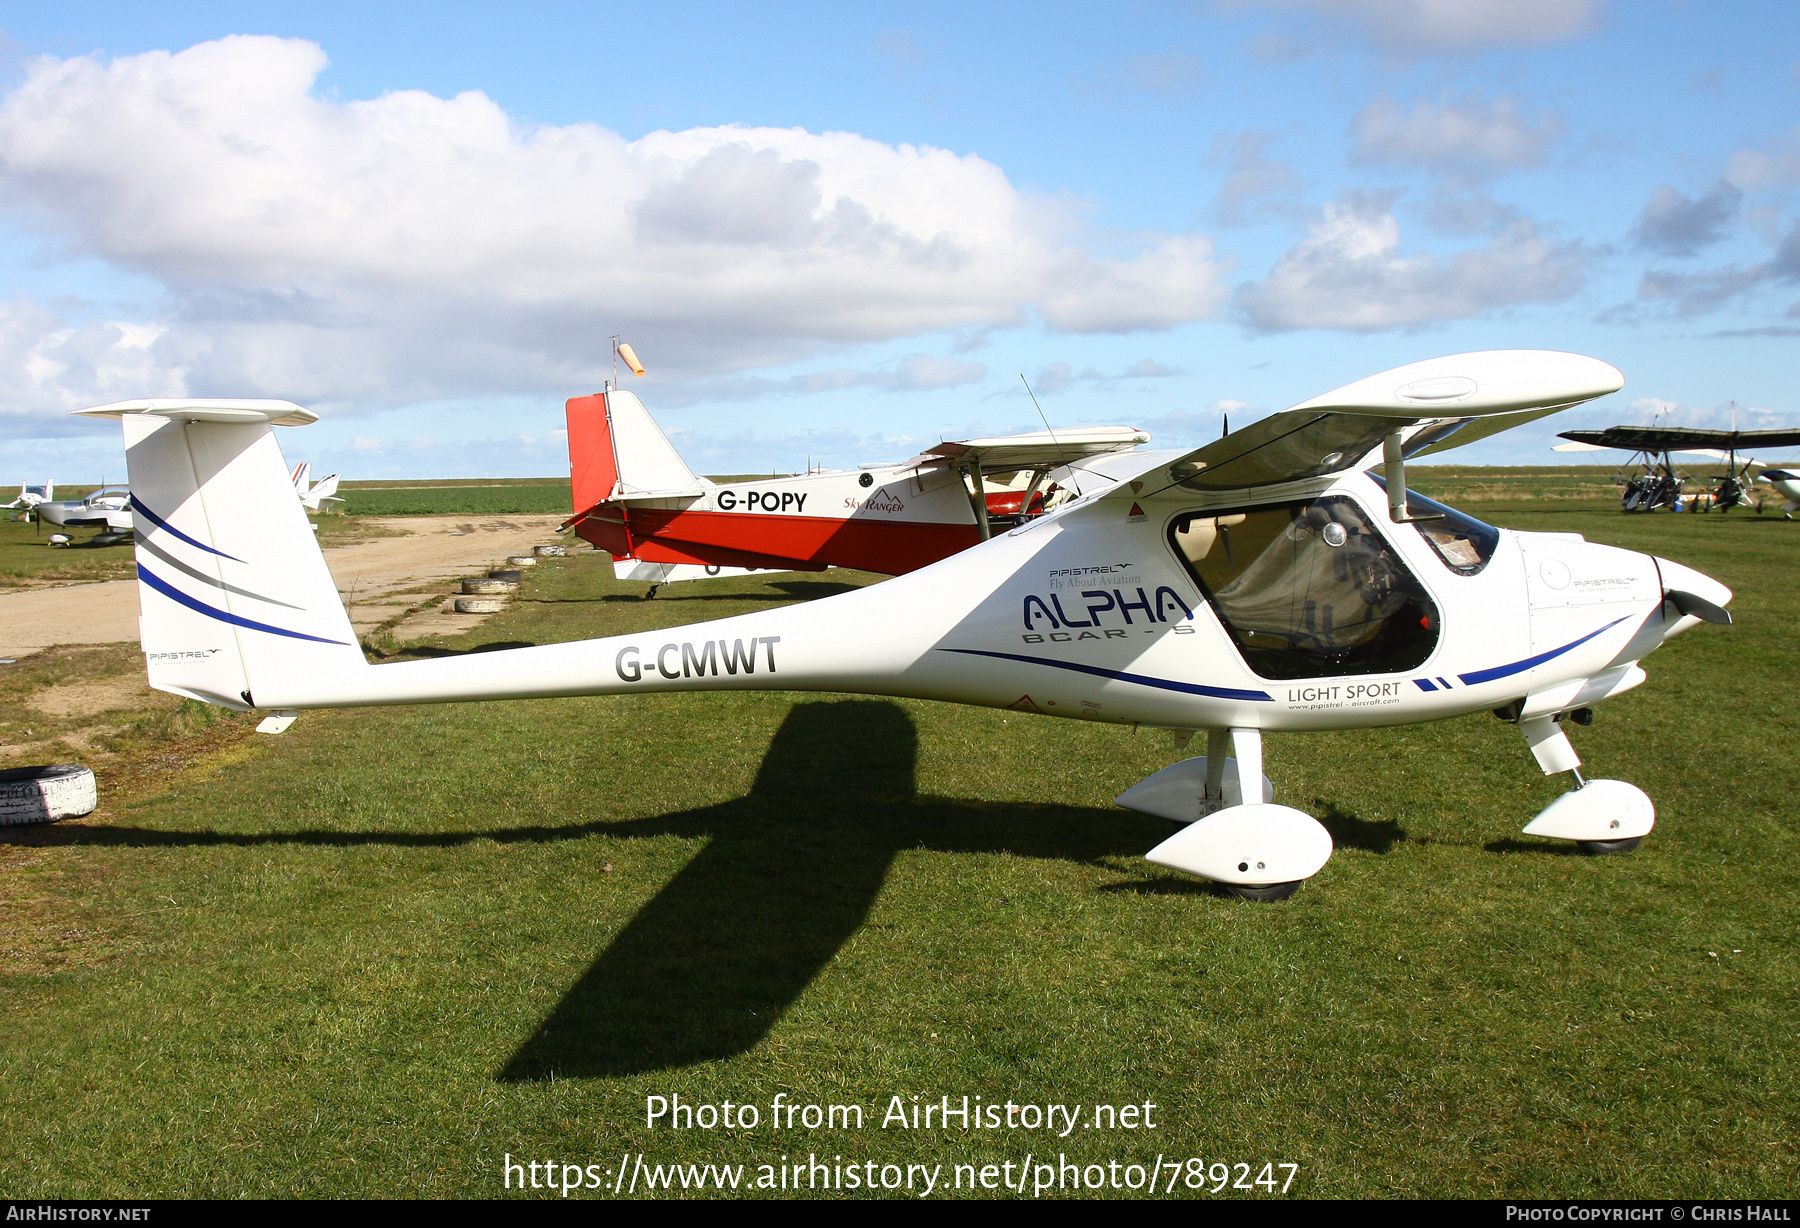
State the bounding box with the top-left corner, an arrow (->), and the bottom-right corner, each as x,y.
566,393 -> 618,514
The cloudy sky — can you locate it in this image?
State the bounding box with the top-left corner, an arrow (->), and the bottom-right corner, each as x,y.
2,1 -> 1797,480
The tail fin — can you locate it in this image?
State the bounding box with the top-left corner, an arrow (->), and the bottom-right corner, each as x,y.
298,471 -> 341,510
565,388 -> 702,514
74,399 -> 365,709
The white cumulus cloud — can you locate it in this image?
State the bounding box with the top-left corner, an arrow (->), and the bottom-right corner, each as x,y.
0,36 -> 1226,416
1235,196 -> 1586,331
1028,358 -> 1182,395
1210,132 -> 1309,226
1725,127 -> 1800,192
0,297 -> 188,428
1351,94 -> 1561,172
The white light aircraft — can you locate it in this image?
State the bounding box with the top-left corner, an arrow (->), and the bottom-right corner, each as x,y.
81,356 -> 1734,899
1760,467 -> 1800,518
290,461 -> 344,513
3,483 -> 53,515
34,486 -> 134,544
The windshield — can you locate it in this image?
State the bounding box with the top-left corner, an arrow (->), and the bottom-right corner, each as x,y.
1365,474 -> 1499,575
1170,494 -> 1439,681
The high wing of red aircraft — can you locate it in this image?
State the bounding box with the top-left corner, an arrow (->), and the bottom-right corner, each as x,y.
563,387 -> 1157,577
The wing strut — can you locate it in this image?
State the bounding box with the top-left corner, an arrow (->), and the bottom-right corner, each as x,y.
1381,431 -> 1444,525
965,462 -> 992,540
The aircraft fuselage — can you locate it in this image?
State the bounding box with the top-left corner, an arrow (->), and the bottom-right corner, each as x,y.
256,468 -> 1707,741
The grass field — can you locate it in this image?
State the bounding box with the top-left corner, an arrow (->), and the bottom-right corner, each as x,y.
0,476 -> 1795,1199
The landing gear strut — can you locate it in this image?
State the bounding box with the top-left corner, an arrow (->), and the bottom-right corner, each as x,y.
1517,716 -> 1656,851
1129,728 -> 1334,900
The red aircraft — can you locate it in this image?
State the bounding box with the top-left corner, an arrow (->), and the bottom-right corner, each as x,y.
562,386 -> 1156,584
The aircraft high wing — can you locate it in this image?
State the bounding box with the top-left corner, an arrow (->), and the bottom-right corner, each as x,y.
1762,467 -> 1800,518
1557,425 -> 1800,453
1110,350 -> 1623,508
566,352 -> 1621,590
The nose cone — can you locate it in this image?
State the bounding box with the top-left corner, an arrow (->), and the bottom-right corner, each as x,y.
1656,556 -> 1733,635
1656,557 -> 1732,608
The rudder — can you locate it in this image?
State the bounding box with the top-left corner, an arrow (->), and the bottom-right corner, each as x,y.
77,399 -> 366,709
565,389 -> 701,516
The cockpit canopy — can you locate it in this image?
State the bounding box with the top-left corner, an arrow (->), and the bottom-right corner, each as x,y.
1170,494 -> 1440,681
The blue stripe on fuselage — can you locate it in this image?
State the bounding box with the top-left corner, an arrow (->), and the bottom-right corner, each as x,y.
1458,617 -> 1631,687
937,648 -> 1273,702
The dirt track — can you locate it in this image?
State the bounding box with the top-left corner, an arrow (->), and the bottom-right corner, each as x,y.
0,516 -> 564,655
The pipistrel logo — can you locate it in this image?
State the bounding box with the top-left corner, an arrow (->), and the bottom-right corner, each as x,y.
1126,502 -> 1147,522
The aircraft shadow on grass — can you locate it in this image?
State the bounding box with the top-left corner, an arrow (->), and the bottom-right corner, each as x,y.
496,699 -> 1166,1081
0,699 -> 1171,1079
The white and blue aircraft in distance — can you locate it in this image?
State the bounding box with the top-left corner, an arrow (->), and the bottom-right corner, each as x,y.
80,350 -> 1734,900
1760,467 -> 1800,519
34,486 -> 135,544
3,482 -> 53,515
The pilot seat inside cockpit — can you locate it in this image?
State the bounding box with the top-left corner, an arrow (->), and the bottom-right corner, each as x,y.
1170,495 -> 1440,681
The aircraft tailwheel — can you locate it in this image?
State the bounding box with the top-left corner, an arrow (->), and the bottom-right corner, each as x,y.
1223,881 -> 1302,903
1577,837 -> 1644,856
643,584 -> 661,601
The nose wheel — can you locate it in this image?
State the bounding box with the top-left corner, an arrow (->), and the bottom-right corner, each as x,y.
1517,717 -> 1656,851
1135,729 -> 1335,899
1577,836 -> 1644,855
1223,881 -> 1303,902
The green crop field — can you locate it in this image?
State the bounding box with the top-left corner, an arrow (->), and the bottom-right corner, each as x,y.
334,479 -> 574,517
0,484 -> 1795,1199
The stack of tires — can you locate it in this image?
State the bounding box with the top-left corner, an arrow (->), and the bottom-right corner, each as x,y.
455,574 -> 518,614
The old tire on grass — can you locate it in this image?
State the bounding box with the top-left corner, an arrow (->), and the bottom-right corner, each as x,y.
1223,880 -> 1303,902
454,596 -> 508,614
1578,837 -> 1644,855
0,765 -> 97,826
488,569 -> 523,582
534,545 -> 565,557
506,555 -> 538,567
461,578 -> 517,595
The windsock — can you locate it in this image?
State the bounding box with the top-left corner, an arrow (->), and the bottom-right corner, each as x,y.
618,342 -> 646,377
